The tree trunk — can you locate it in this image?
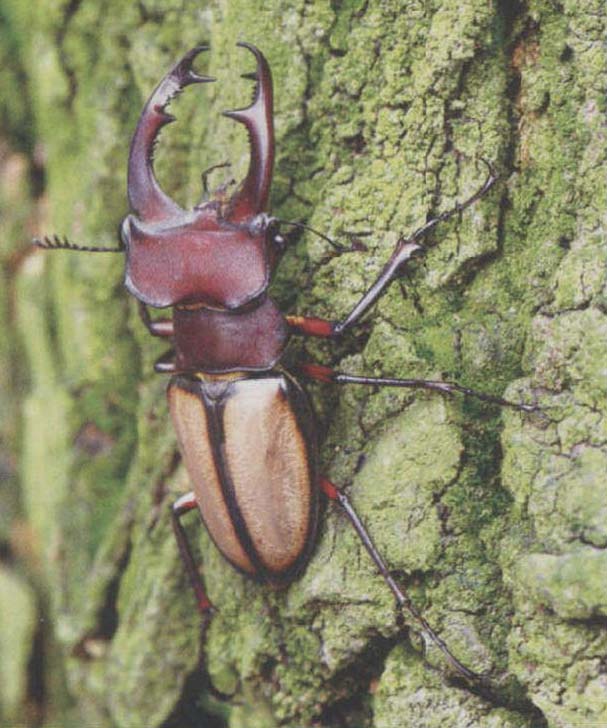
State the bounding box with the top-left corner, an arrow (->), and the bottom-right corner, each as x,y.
2,1 -> 606,726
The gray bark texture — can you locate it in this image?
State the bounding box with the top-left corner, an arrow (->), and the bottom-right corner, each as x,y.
1,1 -> 606,727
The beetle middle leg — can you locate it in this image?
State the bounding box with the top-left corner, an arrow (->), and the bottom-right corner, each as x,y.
318,477 -> 482,681
298,364 -> 536,412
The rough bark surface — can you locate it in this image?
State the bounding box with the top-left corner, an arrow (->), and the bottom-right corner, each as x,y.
1,1 -> 606,727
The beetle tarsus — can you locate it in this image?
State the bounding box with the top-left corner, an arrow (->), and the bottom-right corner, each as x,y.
407,162 -> 498,245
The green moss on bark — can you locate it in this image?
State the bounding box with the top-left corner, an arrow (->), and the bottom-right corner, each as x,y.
4,0 -> 606,726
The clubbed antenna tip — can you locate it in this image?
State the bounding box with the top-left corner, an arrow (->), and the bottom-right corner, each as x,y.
33,234 -> 124,253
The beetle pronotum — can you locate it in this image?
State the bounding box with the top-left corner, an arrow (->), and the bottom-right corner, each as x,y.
36,42 -> 535,683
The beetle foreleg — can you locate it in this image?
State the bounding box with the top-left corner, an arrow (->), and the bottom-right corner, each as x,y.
171,492 -> 214,615
319,477 -> 482,682
286,316 -> 335,338
288,164 -> 498,338
138,302 -> 174,338
299,364 -> 537,413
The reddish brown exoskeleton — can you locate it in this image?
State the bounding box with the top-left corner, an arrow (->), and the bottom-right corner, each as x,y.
36,42 -> 534,682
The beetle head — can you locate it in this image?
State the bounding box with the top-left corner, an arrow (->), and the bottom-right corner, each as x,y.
121,43 -> 277,310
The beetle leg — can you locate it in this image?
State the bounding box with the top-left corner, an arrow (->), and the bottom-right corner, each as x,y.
154,350 -> 177,374
332,167 -> 497,335
289,164 -> 497,337
138,302 -> 174,337
319,477 -> 482,682
128,46 -> 214,222
286,316 -> 335,338
171,492 -> 214,614
298,364 -> 536,412
223,43 -> 274,221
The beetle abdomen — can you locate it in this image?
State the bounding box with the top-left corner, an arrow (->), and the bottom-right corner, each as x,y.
168,372 -> 318,584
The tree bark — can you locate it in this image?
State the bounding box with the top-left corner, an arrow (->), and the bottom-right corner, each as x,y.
2,1 -> 606,726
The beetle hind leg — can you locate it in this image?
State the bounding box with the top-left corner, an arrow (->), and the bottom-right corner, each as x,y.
319,478 -> 483,682
171,492 -> 214,615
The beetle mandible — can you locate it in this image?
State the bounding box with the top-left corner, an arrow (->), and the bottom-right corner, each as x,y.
37,42 -> 534,682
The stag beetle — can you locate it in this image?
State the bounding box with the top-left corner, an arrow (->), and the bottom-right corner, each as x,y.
37,42 -> 534,682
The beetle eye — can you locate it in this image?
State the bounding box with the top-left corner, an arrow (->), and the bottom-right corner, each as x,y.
248,213 -> 270,237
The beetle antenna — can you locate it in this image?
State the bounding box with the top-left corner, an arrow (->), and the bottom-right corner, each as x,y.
33,234 -> 125,253
276,220 -> 348,252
